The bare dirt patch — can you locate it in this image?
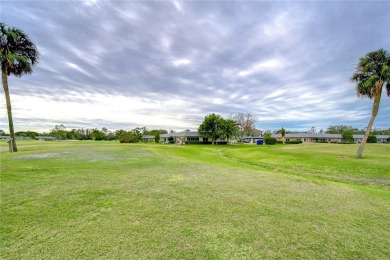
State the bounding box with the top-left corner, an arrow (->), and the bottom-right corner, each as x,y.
18,152 -> 72,159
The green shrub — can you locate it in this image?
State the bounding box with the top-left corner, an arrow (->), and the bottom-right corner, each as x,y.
342,130 -> 354,143
285,140 -> 303,144
264,135 -> 276,145
119,133 -> 138,143
367,135 -> 377,143
185,141 -> 227,145
185,141 -> 202,144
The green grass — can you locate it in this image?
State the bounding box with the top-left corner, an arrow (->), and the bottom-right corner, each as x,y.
1,140 -> 389,259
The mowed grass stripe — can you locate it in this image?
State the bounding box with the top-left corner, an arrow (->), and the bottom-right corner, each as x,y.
1,141 -> 389,259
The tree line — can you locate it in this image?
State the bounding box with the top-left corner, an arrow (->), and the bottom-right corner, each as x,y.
1,123 -> 389,142
0,125 -> 168,142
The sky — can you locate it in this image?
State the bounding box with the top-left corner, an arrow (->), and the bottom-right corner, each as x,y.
1,0 -> 389,133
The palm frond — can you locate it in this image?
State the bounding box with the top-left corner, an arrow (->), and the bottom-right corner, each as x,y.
0,23 -> 39,76
352,48 -> 389,99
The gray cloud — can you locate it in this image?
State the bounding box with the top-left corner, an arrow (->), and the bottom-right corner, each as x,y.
1,0 -> 389,132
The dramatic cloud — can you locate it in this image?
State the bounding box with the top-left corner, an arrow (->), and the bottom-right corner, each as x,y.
1,1 -> 389,132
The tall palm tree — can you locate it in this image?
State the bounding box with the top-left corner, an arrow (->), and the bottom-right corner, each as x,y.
351,49 -> 390,158
1,23 -> 39,152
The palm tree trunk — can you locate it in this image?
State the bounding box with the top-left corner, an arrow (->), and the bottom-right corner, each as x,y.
2,70 -> 18,152
356,89 -> 382,158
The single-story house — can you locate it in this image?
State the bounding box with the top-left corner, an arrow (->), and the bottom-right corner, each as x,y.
0,136 -> 30,140
160,131 -> 226,144
35,136 -> 58,141
242,135 -> 263,144
160,131 -> 389,144
142,135 -> 155,142
271,133 -> 343,143
376,135 -> 390,143
271,133 -> 389,143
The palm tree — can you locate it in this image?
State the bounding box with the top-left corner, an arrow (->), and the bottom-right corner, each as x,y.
281,127 -> 286,144
1,23 -> 39,152
223,119 -> 239,144
351,49 -> 390,158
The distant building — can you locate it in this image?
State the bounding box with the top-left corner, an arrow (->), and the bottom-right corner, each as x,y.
160,131 -> 227,144
271,133 -> 389,143
142,135 -> 155,142
35,136 -> 58,141
159,131 -> 389,144
242,136 -> 263,144
0,136 -> 30,140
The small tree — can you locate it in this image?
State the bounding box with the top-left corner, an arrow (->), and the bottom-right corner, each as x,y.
281,127 -> 286,144
198,113 -> 224,145
91,128 -> 104,140
264,134 -> 276,145
233,112 -> 257,143
367,135 -> 377,143
50,124 -> 67,140
326,125 -> 354,134
342,129 -> 354,143
131,127 -> 144,141
119,133 -> 138,143
221,119 -> 239,144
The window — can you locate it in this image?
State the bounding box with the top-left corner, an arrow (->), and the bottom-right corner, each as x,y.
203,138 -> 208,142
187,137 -> 199,142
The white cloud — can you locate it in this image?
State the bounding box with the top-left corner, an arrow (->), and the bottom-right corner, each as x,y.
172,58 -> 191,66
263,13 -> 290,38
65,62 -> 92,77
212,98 -> 224,105
2,92 -> 201,131
84,0 -> 98,6
263,89 -> 287,100
238,58 -> 284,77
173,1 -> 183,13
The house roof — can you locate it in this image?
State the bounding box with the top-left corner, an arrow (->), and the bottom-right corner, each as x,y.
272,133 -> 343,138
242,136 -> 262,139
160,131 -> 202,138
159,132 -> 389,139
35,136 -> 57,139
271,134 -> 389,139
142,135 -> 155,139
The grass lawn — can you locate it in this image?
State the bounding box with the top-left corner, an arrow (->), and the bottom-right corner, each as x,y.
1,140 -> 389,259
